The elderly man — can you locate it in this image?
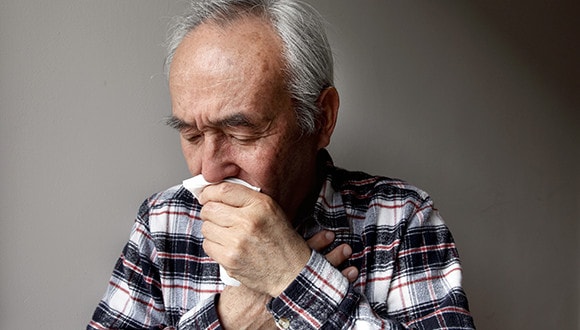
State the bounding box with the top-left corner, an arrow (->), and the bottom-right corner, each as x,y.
89,0 -> 474,329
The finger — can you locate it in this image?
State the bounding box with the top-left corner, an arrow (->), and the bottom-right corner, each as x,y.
202,233 -> 242,269
201,214 -> 257,272
306,230 -> 335,251
342,266 -> 359,283
200,201 -> 240,227
199,182 -> 259,207
324,243 -> 352,267
200,219 -> 231,246
202,236 -> 223,263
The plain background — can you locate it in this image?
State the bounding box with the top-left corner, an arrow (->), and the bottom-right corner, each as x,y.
1,1 -> 578,329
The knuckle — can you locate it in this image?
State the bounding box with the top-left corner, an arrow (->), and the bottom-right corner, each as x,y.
240,214 -> 263,234
200,202 -> 217,218
217,182 -> 234,195
261,198 -> 278,213
222,247 -> 242,268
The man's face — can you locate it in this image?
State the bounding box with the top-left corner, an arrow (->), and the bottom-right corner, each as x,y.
169,18 -> 322,218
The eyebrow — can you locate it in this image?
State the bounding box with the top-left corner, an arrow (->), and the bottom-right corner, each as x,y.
165,113 -> 257,131
220,113 -> 256,128
165,115 -> 190,130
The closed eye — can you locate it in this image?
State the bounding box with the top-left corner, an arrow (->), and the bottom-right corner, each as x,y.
228,133 -> 260,144
183,132 -> 203,143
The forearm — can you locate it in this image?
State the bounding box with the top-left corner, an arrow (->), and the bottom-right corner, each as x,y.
88,242 -> 168,329
267,251 -> 473,329
267,251 -> 349,329
214,285 -> 277,330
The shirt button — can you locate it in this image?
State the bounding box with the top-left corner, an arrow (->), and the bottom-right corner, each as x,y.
276,317 -> 290,329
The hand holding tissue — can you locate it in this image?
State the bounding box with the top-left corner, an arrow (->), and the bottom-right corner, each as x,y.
182,174 -> 260,286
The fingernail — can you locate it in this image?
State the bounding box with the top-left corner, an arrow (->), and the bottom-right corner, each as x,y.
343,245 -> 352,257
348,269 -> 358,280
325,231 -> 335,241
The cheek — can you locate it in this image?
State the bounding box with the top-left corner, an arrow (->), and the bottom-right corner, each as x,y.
232,144 -> 279,186
237,147 -> 271,175
254,143 -> 297,181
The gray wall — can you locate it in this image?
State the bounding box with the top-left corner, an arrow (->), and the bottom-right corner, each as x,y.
1,1 -> 578,329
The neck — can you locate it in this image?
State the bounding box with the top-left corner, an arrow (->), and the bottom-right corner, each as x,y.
290,151 -> 328,228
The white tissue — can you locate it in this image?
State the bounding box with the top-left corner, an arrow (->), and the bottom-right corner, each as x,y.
218,265 -> 242,286
182,174 -> 260,286
183,174 -> 260,200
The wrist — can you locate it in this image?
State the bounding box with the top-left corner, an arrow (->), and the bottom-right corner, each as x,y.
268,246 -> 312,297
218,286 -> 274,328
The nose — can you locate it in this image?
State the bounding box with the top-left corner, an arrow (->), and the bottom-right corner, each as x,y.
200,134 -> 240,183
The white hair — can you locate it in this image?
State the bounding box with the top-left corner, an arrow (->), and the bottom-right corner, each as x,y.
165,0 -> 334,135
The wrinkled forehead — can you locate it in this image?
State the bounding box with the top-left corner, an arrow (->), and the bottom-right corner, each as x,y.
169,17 -> 285,87
168,17 -> 292,123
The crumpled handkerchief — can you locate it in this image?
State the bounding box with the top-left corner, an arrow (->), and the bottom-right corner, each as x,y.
182,174 -> 261,286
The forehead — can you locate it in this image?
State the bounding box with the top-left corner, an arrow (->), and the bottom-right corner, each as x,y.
168,17 -> 290,124
169,17 -> 285,93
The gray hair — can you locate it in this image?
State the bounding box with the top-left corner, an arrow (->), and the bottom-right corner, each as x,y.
165,0 -> 334,135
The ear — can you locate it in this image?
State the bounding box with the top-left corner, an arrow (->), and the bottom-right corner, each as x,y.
316,86 -> 340,149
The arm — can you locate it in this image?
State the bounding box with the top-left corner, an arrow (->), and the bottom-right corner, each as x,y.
267,200 -> 474,329
88,200 -> 169,329
89,194 -> 225,330
88,196 -> 357,329
198,183 -> 473,329
177,231 -> 358,330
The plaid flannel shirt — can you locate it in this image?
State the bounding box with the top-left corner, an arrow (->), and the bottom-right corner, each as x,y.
89,151 -> 474,329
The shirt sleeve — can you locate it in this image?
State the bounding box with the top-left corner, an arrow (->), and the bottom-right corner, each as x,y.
87,199 -> 222,330
87,223 -> 167,328
267,200 -> 475,329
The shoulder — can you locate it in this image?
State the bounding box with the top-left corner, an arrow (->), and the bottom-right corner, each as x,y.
142,184 -> 195,209
325,166 -> 439,229
330,166 -> 430,206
